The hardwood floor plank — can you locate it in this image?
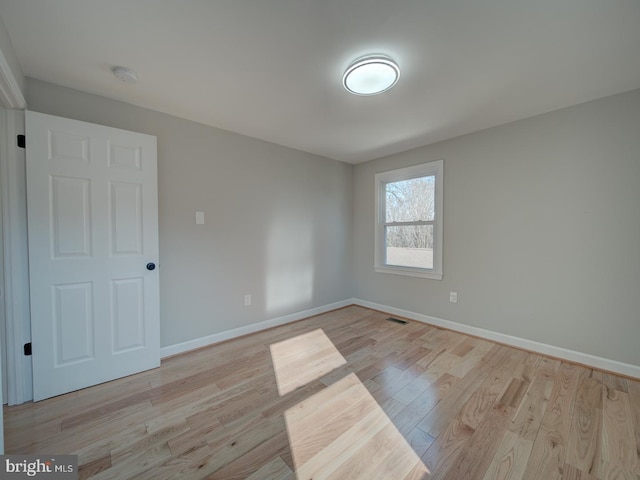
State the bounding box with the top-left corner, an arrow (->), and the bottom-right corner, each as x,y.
260,380 -> 327,420
74,423 -> 149,465
369,365 -> 423,404
3,416 -> 62,454
561,463 -> 598,480
508,371 -> 554,441
603,373 -> 628,394
205,431 -> 291,480
284,379 -> 372,457
392,373 -> 459,437
111,417 -> 191,465
404,462 -> 431,480
61,390 -> 151,431
420,351 -> 464,382
447,340 -> 495,378
148,369 -> 221,405
458,348 -> 528,432
566,369 -> 603,475
92,442 -> 172,480
416,345 -> 511,437
627,379 -> 640,476
130,442 -> 214,480
319,353 -> 378,386
270,328 -> 348,395
394,346 -> 434,372
594,386 -> 637,478
202,414 -> 287,476
451,338 -> 476,357
183,376 -> 275,428
167,420 -> 222,456
392,374 -> 433,405
439,360 -> 530,480
406,427 -> 436,458
150,380 -> 224,416
522,362 -> 582,480
294,407 -> 389,479
245,456 -> 294,480
380,396 -> 408,418
363,426 -> 428,480
482,430 -> 534,480
16,400 -> 155,457
315,422 -> 423,480
4,305 -> 638,479
78,454 -> 112,480
420,419 -> 475,480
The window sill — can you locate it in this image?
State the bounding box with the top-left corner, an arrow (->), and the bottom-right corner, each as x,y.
374,265 -> 443,280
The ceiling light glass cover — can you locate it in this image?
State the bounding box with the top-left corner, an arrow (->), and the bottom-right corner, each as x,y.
343,55 -> 400,95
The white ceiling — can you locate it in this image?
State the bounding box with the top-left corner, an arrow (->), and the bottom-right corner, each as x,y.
1,0 -> 639,164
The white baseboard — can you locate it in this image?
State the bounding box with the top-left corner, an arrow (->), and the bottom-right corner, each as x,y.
353,298 -> 640,379
160,297 -> 640,379
160,299 -> 353,358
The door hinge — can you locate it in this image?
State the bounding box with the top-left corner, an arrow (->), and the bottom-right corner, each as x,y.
24,342 -> 32,356
17,134 -> 25,148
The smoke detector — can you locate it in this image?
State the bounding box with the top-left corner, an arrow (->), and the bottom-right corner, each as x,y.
112,66 -> 138,84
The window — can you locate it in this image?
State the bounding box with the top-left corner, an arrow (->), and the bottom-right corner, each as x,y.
374,160 -> 443,279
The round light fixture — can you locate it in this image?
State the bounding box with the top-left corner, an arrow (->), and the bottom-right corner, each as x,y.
112,66 -> 138,84
343,55 -> 400,96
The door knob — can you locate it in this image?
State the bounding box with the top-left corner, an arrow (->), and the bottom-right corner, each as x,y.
146,262 -> 156,271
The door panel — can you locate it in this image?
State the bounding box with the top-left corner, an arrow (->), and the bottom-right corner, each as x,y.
26,111 -> 160,401
52,282 -> 94,365
110,181 -> 143,254
111,277 -> 145,352
51,176 -> 92,258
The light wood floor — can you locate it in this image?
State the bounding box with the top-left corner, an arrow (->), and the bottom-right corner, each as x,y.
4,306 -> 640,479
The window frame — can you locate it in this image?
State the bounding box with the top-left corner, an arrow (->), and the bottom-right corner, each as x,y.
374,160 -> 443,280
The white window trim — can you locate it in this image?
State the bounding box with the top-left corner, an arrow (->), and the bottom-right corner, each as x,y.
374,160 -> 443,280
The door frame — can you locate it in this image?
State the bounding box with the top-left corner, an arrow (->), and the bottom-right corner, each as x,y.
0,107 -> 32,405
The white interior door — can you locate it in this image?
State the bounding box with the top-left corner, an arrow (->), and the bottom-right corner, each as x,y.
26,111 -> 160,401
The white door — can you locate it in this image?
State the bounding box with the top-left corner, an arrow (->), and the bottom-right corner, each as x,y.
26,111 -> 160,401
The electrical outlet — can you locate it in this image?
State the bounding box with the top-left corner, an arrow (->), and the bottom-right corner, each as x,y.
449,291 -> 458,303
244,294 -> 252,306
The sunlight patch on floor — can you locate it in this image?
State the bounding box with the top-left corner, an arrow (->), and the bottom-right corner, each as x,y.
269,329 -> 346,396
270,330 -> 429,479
284,373 -> 429,479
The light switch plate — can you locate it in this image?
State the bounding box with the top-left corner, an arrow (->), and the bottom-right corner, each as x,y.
195,211 -> 205,224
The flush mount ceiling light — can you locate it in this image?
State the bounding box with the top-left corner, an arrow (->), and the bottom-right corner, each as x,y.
343,55 -> 400,96
112,66 -> 138,84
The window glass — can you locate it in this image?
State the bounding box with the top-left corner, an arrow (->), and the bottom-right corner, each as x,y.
385,176 -> 435,223
385,225 -> 434,269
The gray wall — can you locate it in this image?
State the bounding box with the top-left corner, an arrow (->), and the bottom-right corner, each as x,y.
27,78 -> 353,347
353,89 -> 640,366
25,78 -> 640,367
